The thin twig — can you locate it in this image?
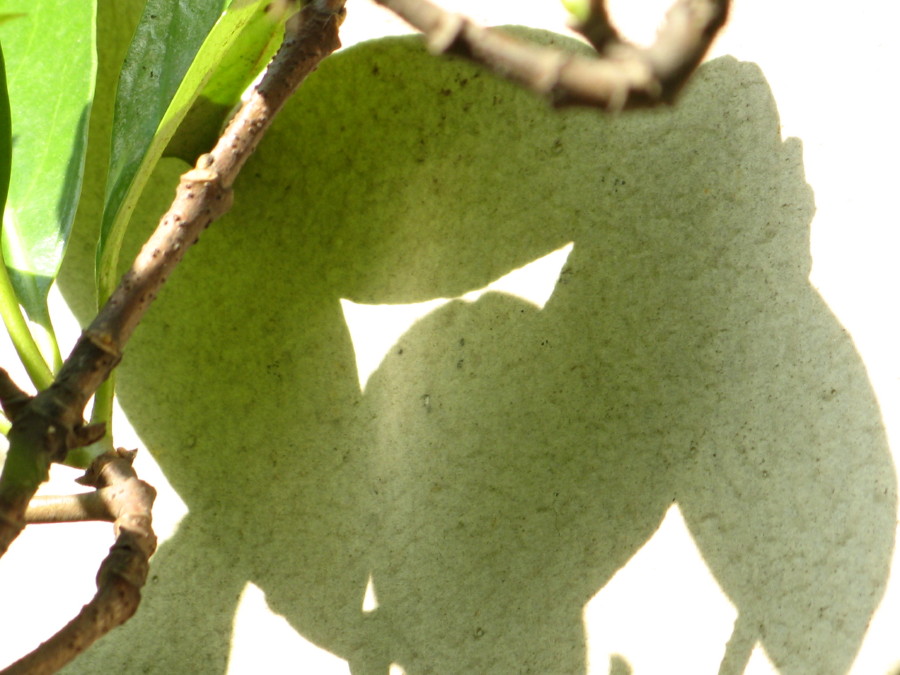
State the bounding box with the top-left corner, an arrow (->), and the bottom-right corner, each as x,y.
2,450 -> 156,675
24,492 -> 112,524
374,0 -> 729,109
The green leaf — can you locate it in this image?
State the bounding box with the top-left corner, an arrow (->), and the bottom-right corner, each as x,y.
0,1 -> 96,340
0,43 -> 10,213
560,0 -> 590,24
96,0 -> 289,303
56,2 -> 151,326
0,39 -> 52,392
165,2 -> 290,162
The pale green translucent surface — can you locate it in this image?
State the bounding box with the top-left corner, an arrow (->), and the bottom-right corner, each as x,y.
52,29 -> 894,673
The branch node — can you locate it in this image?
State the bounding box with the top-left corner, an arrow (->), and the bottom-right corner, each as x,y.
182,163 -> 218,185
84,328 -> 122,359
76,447 -> 137,488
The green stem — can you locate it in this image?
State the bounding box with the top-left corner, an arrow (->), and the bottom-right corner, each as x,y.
46,321 -> 63,373
91,374 -> 115,428
30,315 -> 63,372
62,374 -> 116,469
0,251 -> 53,391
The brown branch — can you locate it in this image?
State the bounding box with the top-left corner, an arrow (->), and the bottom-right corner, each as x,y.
0,0 -> 346,558
573,0 -> 623,54
374,0 -> 730,109
24,492 -> 112,524
2,449 -> 157,675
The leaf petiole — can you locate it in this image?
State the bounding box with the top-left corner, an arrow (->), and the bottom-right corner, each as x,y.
0,247 -> 53,391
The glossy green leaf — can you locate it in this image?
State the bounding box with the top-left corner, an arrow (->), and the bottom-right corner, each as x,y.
45,2 -> 152,457
0,38 -> 53,392
56,2 -> 151,326
165,3 -> 290,162
0,2 -> 96,337
97,0 -> 289,302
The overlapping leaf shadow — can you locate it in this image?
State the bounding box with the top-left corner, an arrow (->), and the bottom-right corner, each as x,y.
59,32 -> 895,674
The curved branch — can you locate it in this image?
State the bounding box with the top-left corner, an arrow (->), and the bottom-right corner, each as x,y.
374,0 -> 730,109
2,450 -> 156,675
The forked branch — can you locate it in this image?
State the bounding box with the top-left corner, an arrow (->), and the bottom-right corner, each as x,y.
2,450 -> 156,675
374,0 -> 730,109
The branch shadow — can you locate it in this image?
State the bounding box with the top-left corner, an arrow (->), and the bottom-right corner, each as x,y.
57,33 -> 895,674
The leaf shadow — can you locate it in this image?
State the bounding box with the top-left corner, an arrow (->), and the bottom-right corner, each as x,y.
57,35 -> 895,674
